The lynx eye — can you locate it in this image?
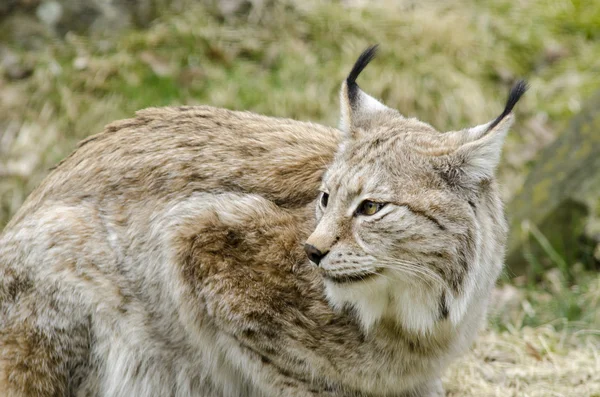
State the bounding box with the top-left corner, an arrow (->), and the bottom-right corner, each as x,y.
320,192 -> 329,208
356,200 -> 385,216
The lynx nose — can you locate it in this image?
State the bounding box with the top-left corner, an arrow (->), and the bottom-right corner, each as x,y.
304,244 -> 328,266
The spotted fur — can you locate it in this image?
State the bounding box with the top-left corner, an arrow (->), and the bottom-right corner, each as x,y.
0,47 -> 525,396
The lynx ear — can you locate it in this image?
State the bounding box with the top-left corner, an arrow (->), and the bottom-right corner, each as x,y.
449,80 -> 528,181
339,45 -> 395,137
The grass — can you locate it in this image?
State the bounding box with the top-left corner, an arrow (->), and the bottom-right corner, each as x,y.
450,267 -> 600,396
1,0 -> 599,395
492,269 -> 600,332
445,326 -> 600,396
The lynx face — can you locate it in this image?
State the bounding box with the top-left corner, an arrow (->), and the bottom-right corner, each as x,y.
310,120 -> 478,334
305,46 -> 526,334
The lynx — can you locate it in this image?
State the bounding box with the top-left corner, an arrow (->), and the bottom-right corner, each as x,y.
0,46 -> 526,396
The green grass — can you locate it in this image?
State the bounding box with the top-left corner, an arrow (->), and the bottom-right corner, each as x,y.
492,268 -> 600,332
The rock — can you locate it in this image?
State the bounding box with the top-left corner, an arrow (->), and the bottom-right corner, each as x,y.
217,0 -> 255,17
2,0 -> 278,39
506,90 -> 600,276
0,0 -> 41,19
140,51 -> 174,77
36,0 -> 62,28
543,42 -> 569,65
0,13 -> 50,49
5,64 -> 33,80
52,0 -> 119,36
0,0 -> 19,18
73,56 -> 88,71
0,47 -> 33,80
4,0 -> 151,37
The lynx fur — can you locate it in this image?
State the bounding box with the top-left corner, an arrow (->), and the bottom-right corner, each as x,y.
0,46 -> 526,396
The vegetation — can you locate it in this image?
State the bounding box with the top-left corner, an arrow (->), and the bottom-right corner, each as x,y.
1,0 -> 599,394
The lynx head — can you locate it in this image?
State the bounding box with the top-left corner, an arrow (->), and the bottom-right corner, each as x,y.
305,46 -> 527,334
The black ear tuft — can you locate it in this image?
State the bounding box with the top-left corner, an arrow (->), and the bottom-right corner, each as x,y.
503,80 -> 529,116
346,45 -> 379,106
487,80 -> 528,131
347,45 -> 379,85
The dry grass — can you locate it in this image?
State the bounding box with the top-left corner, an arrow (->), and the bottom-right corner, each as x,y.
1,0 -> 599,395
446,328 -> 600,397
447,273 -> 600,396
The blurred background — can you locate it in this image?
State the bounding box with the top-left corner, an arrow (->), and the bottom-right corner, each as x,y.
0,0 -> 599,395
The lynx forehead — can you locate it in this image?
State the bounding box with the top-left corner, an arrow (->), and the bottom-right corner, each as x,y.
0,45 -> 526,396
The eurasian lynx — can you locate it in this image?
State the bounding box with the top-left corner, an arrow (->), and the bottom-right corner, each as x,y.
0,46 -> 526,396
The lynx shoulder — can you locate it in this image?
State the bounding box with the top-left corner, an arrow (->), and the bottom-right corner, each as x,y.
0,46 -> 525,397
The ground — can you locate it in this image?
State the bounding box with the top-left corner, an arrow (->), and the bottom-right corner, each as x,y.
0,0 -> 599,395
446,326 -> 600,396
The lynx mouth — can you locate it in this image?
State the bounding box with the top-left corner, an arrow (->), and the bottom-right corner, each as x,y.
323,269 -> 383,284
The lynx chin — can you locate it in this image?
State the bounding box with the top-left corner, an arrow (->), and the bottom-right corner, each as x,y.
0,45 -> 526,396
